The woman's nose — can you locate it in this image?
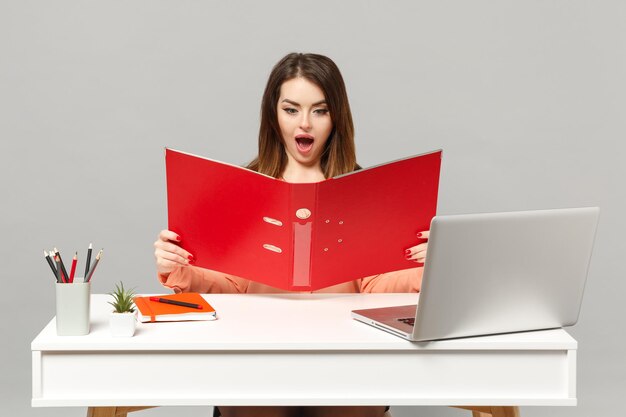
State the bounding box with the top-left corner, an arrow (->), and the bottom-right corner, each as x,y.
300,113 -> 311,131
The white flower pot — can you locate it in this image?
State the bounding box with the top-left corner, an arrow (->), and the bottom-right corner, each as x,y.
110,311 -> 136,337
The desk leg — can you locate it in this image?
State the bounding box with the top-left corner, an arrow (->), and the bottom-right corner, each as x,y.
455,406 -> 520,417
87,406 -> 156,417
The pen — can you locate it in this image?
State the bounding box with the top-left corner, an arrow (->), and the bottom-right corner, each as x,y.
69,252 -> 77,283
54,248 -> 69,284
85,249 -> 102,283
44,250 -> 59,283
84,243 -> 92,279
149,297 -> 203,310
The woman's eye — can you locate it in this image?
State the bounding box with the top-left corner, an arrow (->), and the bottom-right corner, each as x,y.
314,108 -> 329,115
283,108 -> 298,115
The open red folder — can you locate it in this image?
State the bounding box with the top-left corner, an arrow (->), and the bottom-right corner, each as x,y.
166,148 -> 442,291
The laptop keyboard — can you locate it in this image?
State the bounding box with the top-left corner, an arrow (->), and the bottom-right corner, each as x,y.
397,317 -> 415,326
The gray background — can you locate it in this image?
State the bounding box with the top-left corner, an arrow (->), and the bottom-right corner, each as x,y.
1,1 -> 624,416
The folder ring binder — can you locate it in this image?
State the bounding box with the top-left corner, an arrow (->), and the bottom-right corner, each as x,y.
296,208 -> 312,220
165,147 -> 442,291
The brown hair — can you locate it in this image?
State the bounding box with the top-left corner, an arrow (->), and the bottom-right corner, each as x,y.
247,53 -> 358,178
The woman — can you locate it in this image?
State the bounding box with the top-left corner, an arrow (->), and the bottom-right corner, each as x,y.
154,53 -> 429,417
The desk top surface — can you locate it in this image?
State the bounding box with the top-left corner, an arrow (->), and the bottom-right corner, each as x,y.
32,293 -> 576,351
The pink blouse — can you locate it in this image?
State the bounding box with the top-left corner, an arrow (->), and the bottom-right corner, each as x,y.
158,265 -> 423,294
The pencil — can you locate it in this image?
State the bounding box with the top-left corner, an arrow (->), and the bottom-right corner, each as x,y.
54,254 -> 64,283
69,252 -> 77,283
85,249 -> 102,283
44,250 -> 59,283
54,248 -> 70,284
84,243 -> 92,280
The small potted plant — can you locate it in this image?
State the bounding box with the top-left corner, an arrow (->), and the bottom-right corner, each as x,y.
108,281 -> 137,337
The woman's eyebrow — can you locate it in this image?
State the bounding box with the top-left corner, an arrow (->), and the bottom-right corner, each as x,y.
281,99 -> 300,107
281,99 -> 327,107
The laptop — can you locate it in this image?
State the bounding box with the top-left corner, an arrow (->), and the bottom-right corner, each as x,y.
351,207 -> 599,341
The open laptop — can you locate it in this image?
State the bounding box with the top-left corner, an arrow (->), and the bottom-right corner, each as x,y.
352,207 -> 599,341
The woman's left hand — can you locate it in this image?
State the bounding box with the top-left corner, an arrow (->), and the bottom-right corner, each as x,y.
405,231 -> 429,264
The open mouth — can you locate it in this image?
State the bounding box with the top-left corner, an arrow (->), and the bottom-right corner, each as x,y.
295,136 -> 314,153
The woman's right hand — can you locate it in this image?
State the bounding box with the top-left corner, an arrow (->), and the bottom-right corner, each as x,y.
154,230 -> 194,277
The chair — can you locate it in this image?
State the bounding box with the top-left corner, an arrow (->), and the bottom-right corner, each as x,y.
86,405 -> 520,417
384,407 -> 521,417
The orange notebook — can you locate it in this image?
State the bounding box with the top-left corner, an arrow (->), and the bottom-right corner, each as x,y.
134,293 -> 216,323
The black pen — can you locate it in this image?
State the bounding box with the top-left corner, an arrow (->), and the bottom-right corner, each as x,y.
149,297 -> 203,309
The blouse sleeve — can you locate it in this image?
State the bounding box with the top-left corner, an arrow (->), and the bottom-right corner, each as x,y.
157,265 -> 250,294
360,267 -> 423,293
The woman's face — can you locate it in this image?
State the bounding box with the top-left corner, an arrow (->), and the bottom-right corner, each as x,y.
277,77 -> 333,169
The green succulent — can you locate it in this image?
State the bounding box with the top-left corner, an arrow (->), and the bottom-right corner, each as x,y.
108,282 -> 136,313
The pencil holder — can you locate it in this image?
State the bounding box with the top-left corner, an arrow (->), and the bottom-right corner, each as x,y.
55,280 -> 91,336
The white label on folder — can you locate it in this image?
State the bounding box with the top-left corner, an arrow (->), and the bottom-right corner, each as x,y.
292,221 -> 312,286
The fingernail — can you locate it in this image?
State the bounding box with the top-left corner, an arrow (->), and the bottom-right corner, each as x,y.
416,232 -> 422,238
188,255 -> 194,263
405,249 -> 411,255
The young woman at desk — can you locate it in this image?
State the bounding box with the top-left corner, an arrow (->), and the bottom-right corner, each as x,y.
154,53 -> 429,417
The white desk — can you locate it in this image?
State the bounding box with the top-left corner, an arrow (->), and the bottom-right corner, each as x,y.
32,293 -> 577,417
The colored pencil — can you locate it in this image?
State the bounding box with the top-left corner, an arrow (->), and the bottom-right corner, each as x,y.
54,248 -> 69,284
84,243 -> 92,279
54,254 -> 64,283
69,252 -> 77,283
85,249 -> 102,282
44,250 -> 59,283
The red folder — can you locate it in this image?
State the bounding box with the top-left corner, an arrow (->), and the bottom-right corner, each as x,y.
166,148 -> 442,291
